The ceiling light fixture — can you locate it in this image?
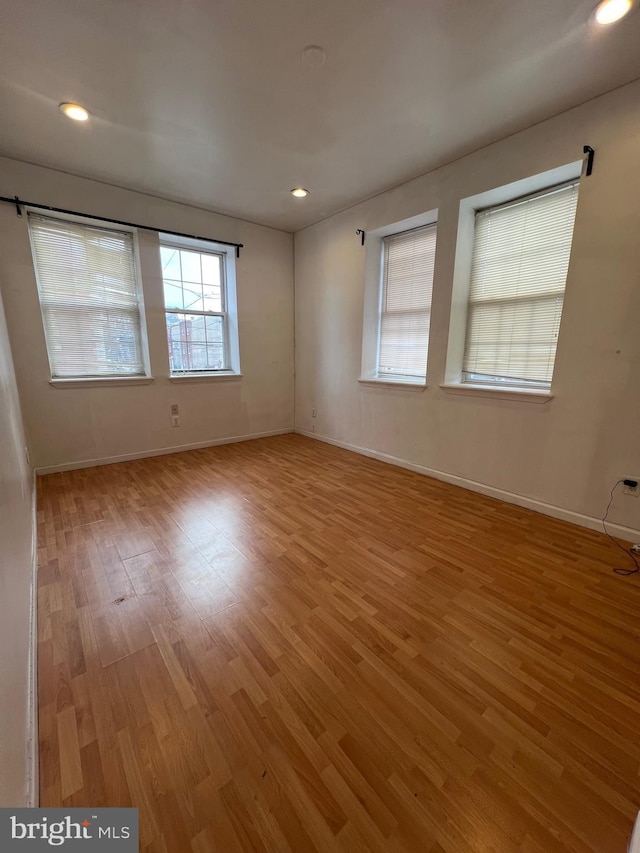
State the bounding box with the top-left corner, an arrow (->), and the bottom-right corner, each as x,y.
594,0 -> 634,24
59,103 -> 90,122
291,188 -> 309,198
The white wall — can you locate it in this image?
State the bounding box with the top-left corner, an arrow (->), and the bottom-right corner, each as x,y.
0,281 -> 35,805
0,158 -> 294,472
295,79 -> 640,537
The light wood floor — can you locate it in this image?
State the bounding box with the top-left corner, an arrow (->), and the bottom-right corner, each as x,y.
37,434 -> 640,852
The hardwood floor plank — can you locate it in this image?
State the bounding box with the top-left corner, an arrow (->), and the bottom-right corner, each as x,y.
56,705 -> 83,800
37,434 -> 640,851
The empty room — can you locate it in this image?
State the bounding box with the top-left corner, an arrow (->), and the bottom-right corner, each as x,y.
1,0 -> 640,850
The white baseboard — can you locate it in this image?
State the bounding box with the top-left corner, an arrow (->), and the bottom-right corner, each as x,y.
35,428 -> 294,475
296,428 -> 640,541
26,469 -> 38,807
629,812 -> 640,853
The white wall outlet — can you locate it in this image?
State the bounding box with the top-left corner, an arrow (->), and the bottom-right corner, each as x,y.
171,404 -> 179,415
312,408 -> 317,418
171,404 -> 180,427
624,476 -> 640,497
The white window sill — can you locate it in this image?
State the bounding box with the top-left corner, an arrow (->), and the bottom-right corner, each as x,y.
440,383 -> 553,404
358,376 -> 427,391
169,372 -> 243,383
50,376 -> 153,388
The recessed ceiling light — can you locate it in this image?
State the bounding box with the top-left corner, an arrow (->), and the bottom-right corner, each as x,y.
291,188 -> 309,198
594,0 -> 633,24
59,103 -> 90,122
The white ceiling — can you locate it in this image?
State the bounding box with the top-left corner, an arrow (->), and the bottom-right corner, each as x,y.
0,0 -> 639,232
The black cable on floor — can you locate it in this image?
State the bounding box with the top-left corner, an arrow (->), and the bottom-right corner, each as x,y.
602,480 -> 640,576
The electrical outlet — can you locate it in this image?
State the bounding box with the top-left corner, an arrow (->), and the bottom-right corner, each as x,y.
171,415 -> 180,427
312,408 -> 317,418
171,404 -> 179,416
624,476 -> 640,497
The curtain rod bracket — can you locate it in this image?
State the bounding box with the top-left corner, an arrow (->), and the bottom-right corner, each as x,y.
583,145 -> 595,177
14,196 -> 22,217
356,229 -> 365,246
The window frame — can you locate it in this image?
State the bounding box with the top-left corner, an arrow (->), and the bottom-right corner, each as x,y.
360,208 -> 438,389
159,233 -> 241,379
444,161 -> 583,398
27,208 -> 151,382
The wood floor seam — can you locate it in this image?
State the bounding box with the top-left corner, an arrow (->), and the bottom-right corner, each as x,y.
36,434 -> 640,852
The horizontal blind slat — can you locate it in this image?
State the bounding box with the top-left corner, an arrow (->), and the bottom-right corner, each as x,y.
29,214 -> 145,378
463,182 -> 579,385
378,223 -> 436,378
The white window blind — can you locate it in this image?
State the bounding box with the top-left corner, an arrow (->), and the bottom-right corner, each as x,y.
463,181 -> 579,388
378,223 -> 437,379
29,214 -> 145,378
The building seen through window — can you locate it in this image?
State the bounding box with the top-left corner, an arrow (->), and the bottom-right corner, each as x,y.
160,244 -> 228,374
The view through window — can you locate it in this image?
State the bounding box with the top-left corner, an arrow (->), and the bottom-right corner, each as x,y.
160,245 -> 227,373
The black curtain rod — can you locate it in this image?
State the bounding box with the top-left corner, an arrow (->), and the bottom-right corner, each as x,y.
0,195 -> 244,257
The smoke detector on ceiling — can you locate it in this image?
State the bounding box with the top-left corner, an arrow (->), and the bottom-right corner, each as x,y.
301,45 -> 326,67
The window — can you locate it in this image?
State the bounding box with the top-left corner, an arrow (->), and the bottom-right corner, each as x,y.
377,224 -> 437,381
462,181 -> 579,389
29,214 -> 147,379
160,242 -> 239,375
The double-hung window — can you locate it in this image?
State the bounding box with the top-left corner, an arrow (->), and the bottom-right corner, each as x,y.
29,214 -> 147,379
160,242 -> 238,376
377,223 -> 437,382
462,181 -> 579,389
